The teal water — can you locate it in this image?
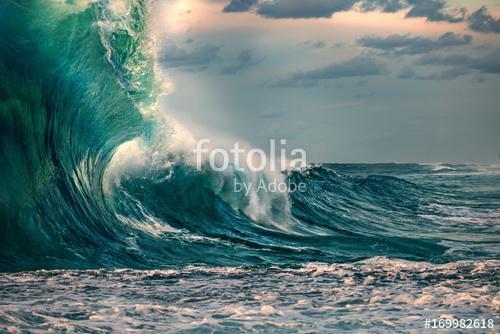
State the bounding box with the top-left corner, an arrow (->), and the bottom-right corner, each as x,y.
0,1 -> 498,332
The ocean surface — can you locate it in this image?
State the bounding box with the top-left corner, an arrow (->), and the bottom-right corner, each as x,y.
0,0 -> 499,332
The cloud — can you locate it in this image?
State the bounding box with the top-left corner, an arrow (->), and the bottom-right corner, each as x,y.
220,49 -> 264,75
359,0 -> 407,13
417,48 -> 500,74
223,0 -> 500,36
222,0 -> 466,23
404,0 -> 465,23
223,0 -> 258,12
362,0 -> 465,22
256,0 -> 356,19
301,40 -> 327,49
273,56 -> 385,87
358,32 -> 472,55
161,43 -> 220,71
397,66 -> 470,80
468,6 -> 500,33
398,48 -> 500,80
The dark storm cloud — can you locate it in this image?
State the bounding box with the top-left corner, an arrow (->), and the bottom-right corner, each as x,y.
220,49 -> 264,75
404,0 -> 465,23
256,0 -> 356,19
417,48 -> 500,74
468,6 -> 500,33
272,56 -> 385,87
161,43 -> 220,71
222,0 -> 466,23
222,0 -> 500,34
358,32 -> 472,55
363,0 -> 466,22
223,0 -> 258,12
359,0 -> 407,13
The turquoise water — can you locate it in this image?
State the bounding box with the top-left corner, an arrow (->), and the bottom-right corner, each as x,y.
0,1 -> 498,332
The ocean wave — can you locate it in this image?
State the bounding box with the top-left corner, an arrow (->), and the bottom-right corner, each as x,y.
0,0 -> 498,272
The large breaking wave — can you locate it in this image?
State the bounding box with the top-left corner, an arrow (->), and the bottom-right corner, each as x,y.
0,0 -> 498,272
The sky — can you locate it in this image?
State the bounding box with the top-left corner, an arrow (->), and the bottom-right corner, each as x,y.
151,0 -> 500,163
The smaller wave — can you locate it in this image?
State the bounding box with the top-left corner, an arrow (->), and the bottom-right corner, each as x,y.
430,163 -> 455,172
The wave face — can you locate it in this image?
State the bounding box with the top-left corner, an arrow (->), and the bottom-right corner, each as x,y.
0,1 -> 499,272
